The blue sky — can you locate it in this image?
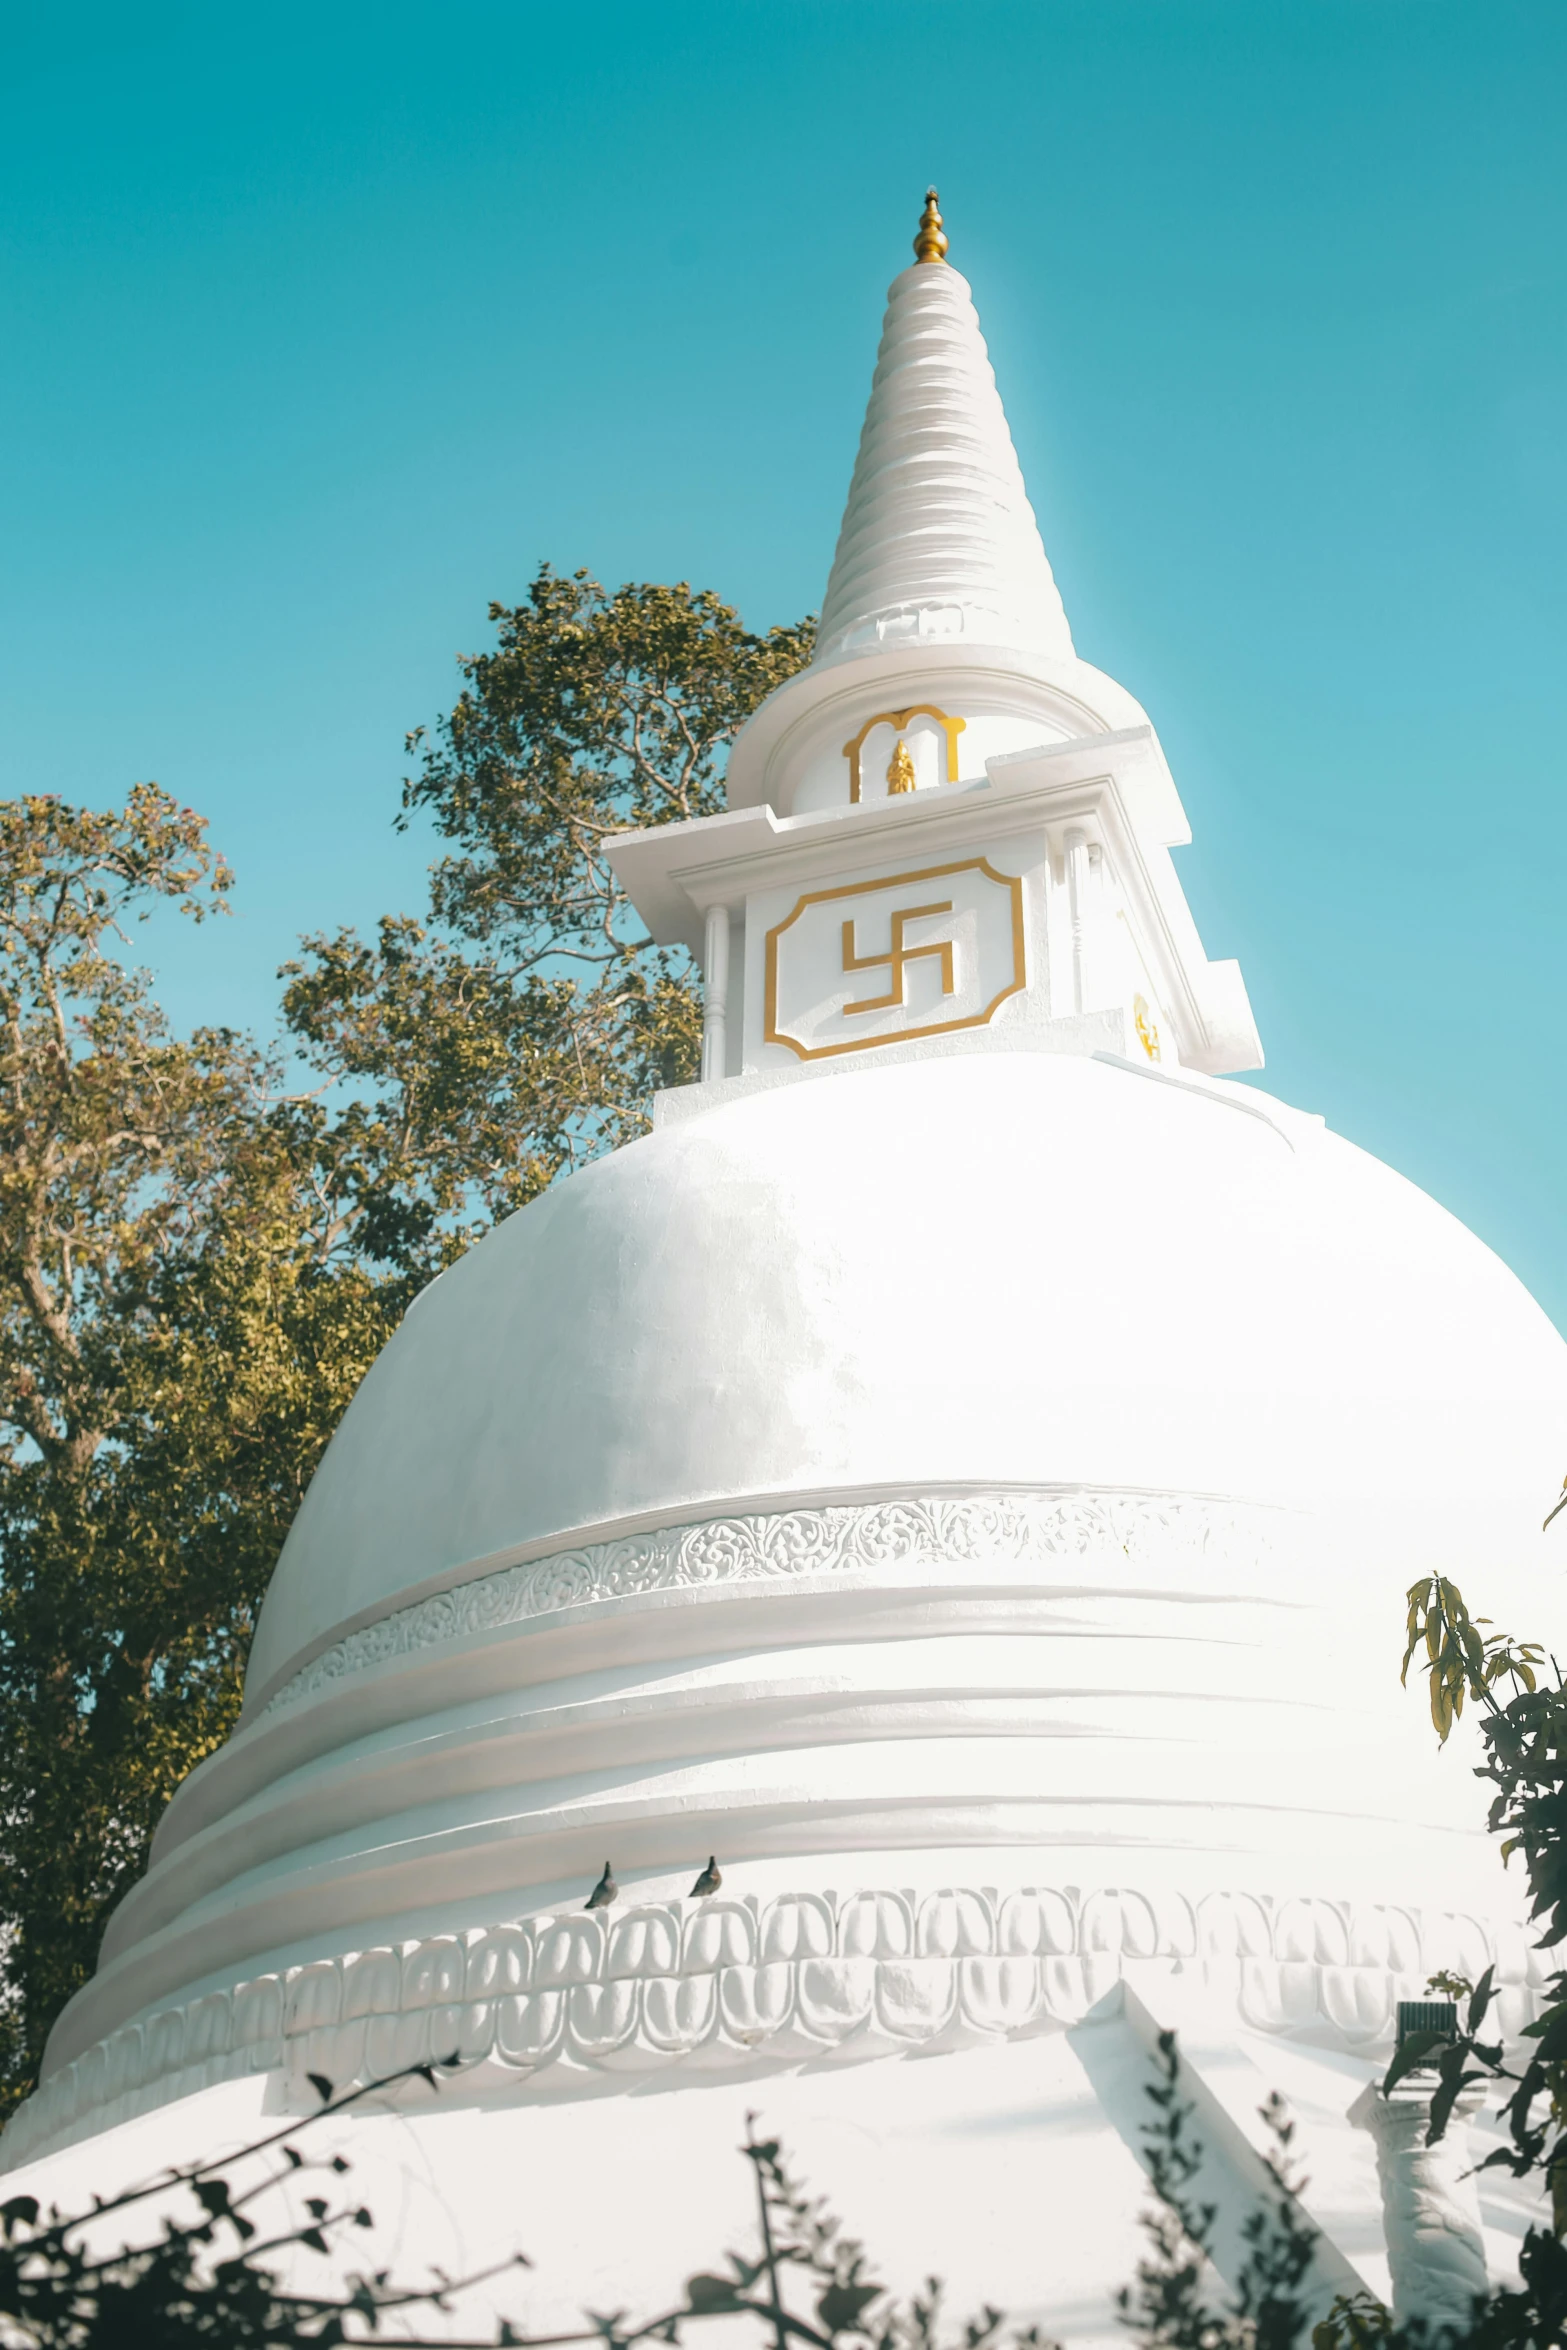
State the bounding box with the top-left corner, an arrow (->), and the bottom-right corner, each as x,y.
4,2 -> 1565,1326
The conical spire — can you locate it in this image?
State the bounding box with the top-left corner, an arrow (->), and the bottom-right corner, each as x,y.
814,195 -> 1073,667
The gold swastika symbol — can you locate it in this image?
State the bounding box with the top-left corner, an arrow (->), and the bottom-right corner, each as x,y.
840,899 -> 955,1016
762,855 -> 1026,1064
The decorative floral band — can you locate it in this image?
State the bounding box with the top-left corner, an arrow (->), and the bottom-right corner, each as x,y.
260,1488 -> 1288,1718
4,1877 -> 1541,2171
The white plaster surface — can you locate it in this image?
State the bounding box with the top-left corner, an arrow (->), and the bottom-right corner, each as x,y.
0,2047 -> 1161,2348
244,1049 -> 1567,1701
1,2007 -> 1540,2346
722,645 -> 1153,819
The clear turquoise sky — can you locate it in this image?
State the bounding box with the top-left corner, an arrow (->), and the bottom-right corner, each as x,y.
4,3 -> 1565,1325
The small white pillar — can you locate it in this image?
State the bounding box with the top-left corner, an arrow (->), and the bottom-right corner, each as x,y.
1350,2080 -> 1488,2333
1064,828 -> 1090,1016
701,904 -> 731,1083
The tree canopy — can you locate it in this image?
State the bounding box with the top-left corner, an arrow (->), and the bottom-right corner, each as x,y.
0,568 -> 812,2113
400,565 -> 813,1138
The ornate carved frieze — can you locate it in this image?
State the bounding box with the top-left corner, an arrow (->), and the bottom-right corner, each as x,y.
261,1490 -> 1286,1719
4,1879 -> 1545,2170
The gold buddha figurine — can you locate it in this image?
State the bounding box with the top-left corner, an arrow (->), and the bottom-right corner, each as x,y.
886,737 -> 917,794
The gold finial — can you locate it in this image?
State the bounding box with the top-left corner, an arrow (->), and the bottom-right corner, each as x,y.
886,737 -> 917,794
913,187 -> 948,265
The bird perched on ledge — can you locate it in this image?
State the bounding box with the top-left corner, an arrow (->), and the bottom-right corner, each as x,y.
688,1856 -> 722,1898
584,1862 -> 617,1911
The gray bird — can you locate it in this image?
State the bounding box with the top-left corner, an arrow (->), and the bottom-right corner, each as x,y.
584,1861 -> 617,1911
688,1855 -> 722,1898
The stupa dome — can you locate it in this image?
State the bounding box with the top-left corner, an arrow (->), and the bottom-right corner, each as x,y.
6,196 -> 1560,2340
247,1048 -> 1564,1711
25,1042 -> 1555,2113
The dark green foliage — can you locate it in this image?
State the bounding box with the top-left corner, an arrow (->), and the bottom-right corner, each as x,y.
719,2121 -> 1055,2350
0,2071 -> 528,2344
0,569 -> 812,2114
0,2086 -> 1048,2350
399,565 -> 814,1140
0,787 -> 403,2111
1383,1578 -> 1567,2347
1117,2030 -> 1317,2350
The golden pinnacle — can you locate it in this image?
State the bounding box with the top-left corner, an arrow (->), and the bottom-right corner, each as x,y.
913,187 -> 948,265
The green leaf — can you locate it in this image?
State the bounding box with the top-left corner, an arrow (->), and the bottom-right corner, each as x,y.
1383,2029 -> 1451,2094
817,2281 -> 885,2335
686,2275 -> 743,2313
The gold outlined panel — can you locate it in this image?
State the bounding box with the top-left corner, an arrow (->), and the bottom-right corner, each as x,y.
763,857 -> 1027,1063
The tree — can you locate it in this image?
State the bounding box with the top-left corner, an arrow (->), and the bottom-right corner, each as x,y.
278,568 -> 814,1258
0,788 -> 405,2113
277,915 -> 591,1274
1373,1576 -> 1567,2346
0,569 -> 813,2115
397,564 -> 814,1141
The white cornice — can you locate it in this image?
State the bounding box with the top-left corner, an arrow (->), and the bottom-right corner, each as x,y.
606,728 -> 1262,1074
609,727 -> 1182,952
7,1876 -> 1544,2173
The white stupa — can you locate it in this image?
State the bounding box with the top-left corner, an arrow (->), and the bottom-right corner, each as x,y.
7,193 -> 1564,2341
